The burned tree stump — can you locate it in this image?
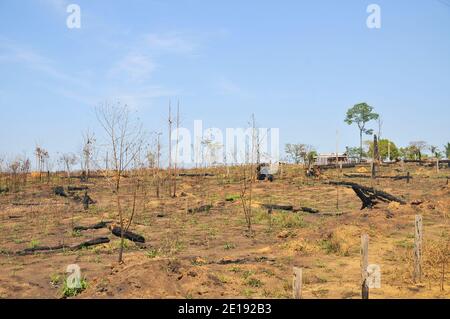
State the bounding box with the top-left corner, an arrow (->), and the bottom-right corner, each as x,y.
352,186 -> 375,210
53,186 -> 67,197
82,191 -> 95,210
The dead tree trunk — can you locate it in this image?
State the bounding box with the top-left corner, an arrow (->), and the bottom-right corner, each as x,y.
372,134 -> 379,179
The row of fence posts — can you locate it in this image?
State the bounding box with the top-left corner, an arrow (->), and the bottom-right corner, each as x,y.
293,215 -> 423,299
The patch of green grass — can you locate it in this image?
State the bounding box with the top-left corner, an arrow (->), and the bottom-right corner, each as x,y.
146,248 -> 162,259
168,239 -> 186,255
225,194 -> 240,202
207,228 -> 218,238
242,270 -> 255,280
116,240 -> 130,250
242,288 -> 255,297
253,209 -> 270,224
62,277 -> 87,298
272,213 -> 306,229
246,278 -> 264,288
319,239 -> 340,255
50,274 -> 61,286
261,269 -> 275,277
229,266 -> 242,273
217,274 -> 230,284
72,230 -> 82,237
29,239 -> 40,249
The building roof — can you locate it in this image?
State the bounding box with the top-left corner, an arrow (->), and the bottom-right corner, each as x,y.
316,153 -> 347,158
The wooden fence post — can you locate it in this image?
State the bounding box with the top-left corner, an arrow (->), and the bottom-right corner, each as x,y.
414,215 -> 423,283
293,267 -> 303,299
361,234 -> 369,299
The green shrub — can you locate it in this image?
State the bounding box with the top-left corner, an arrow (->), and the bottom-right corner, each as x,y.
62,277 -> 87,298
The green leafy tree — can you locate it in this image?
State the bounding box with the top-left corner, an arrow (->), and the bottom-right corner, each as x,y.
408,141 -> 428,161
345,146 -> 367,159
429,146 -> 442,159
399,141 -> 428,160
306,150 -> 317,168
345,103 -> 379,161
285,144 -> 314,164
368,139 -> 399,161
444,143 -> 450,159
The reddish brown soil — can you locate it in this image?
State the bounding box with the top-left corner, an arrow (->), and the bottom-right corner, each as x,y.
0,163 -> 448,299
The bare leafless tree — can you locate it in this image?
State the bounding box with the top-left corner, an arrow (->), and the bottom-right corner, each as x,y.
173,101 -> 180,197
0,155 -> 4,188
168,100 -> 173,196
81,130 -> 96,181
6,156 -> 30,192
59,153 -> 78,182
95,101 -> 145,264
35,146 -> 49,181
239,115 -> 259,236
239,163 -> 254,235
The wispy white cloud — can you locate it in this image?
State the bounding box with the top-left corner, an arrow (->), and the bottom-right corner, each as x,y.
107,86 -> 180,109
0,40 -> 87,87
215,77 -> 243,96
144,32 -> 197,54
108,52 -> 157,82
107,31 -> 199,83
41,84 -> 97,106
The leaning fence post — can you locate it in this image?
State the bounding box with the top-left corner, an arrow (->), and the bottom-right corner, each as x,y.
293,267 -> 303,299
361,234 -> 369,299
414,215 -> 423,283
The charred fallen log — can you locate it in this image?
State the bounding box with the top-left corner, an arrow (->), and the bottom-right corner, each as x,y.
54,186 -> 96,208
71,237 -> 110,250
110,227 -> 146,244
73,221 -> 112,232
188,205 -> 213,214
261,204 -> 320,214
261,204 -> 294,211
12,202 -> 45,206
67,186 -> 89,191
298,207 -> 320,214
343,174 -> 412,181
328,181 -> 407,208
16,237 -> 110,256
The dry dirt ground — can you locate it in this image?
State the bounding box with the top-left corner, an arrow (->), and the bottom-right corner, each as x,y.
0,163 -> 449,299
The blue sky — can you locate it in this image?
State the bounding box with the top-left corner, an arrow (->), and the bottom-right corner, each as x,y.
0,0 -> 449,164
